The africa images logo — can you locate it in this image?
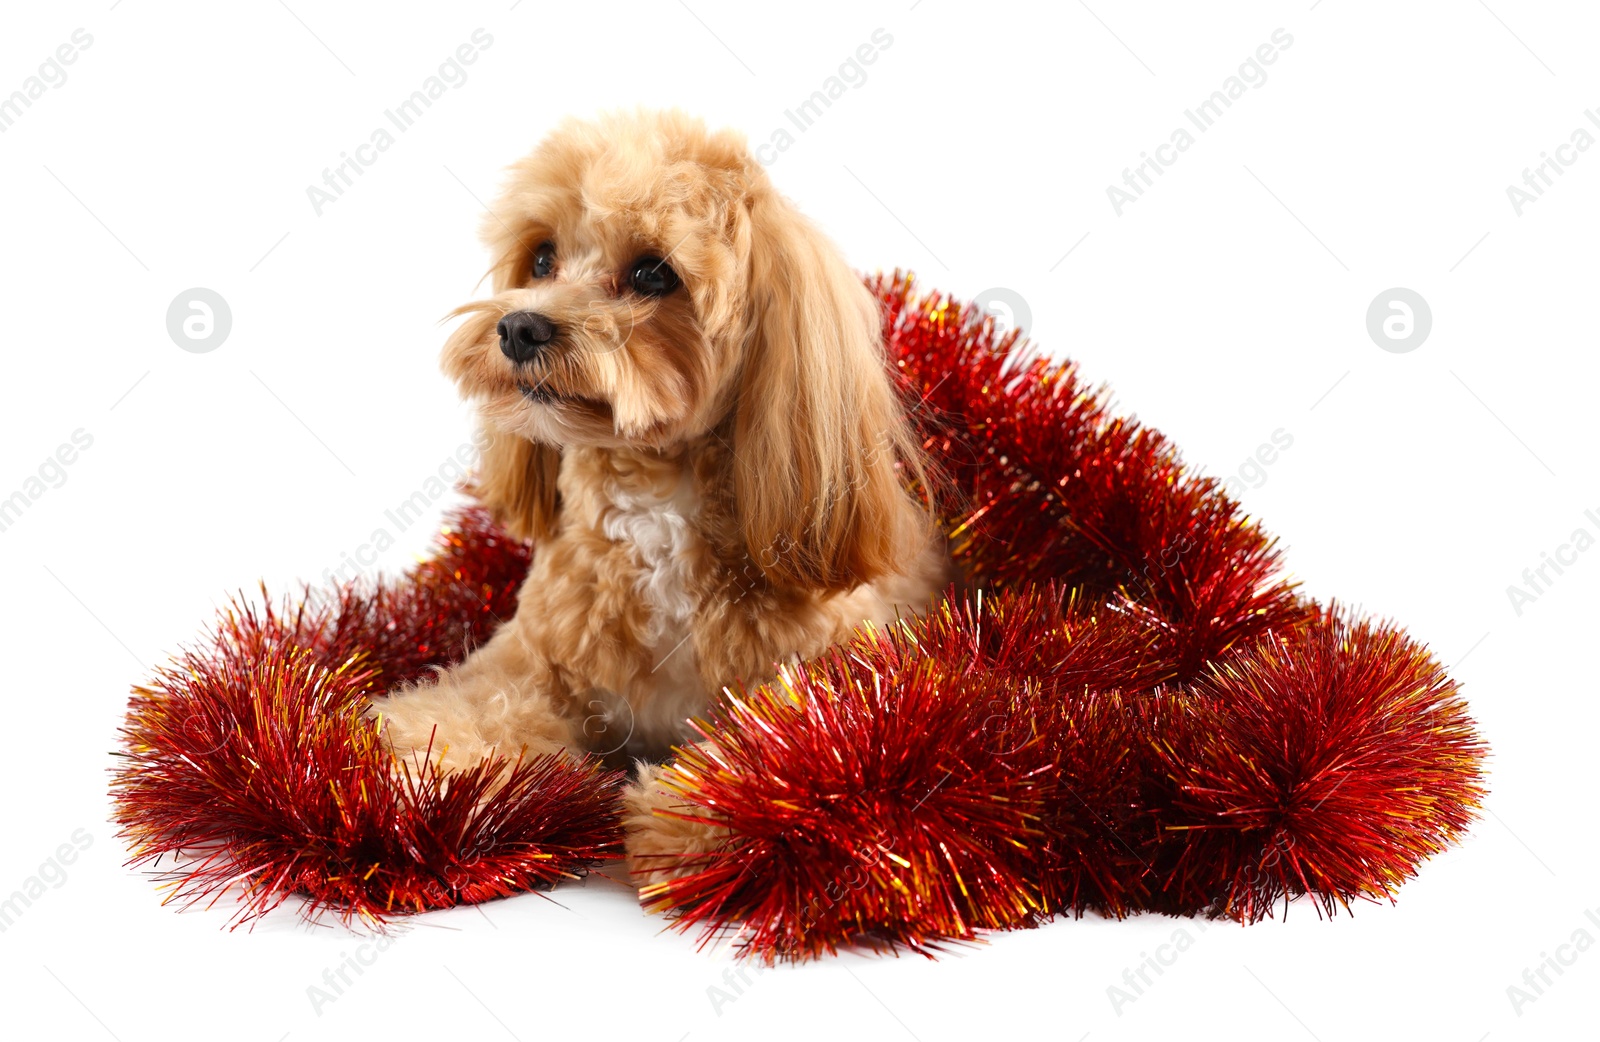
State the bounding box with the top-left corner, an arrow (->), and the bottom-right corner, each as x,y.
0,830 -> 93,932
1105,28 -> 1294,216
1505,506 -> 1600,616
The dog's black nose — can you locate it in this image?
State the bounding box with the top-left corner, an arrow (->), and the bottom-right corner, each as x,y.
497,311 -> 557,363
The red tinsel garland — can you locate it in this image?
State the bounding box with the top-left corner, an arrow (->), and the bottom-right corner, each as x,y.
110,273 -> 1486,954
111,510 -> 624,926
636,273 -> 1487,957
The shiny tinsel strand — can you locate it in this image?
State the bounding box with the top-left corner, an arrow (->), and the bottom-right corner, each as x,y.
111,508 -> 624,927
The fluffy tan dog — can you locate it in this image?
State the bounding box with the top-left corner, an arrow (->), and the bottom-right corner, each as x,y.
370,109 -> 951,881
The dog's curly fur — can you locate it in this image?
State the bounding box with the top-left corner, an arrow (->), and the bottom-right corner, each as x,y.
369,109 -> 952,885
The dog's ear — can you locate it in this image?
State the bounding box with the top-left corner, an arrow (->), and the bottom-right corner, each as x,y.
468,426 -> 561,542
733,195 -> 925,591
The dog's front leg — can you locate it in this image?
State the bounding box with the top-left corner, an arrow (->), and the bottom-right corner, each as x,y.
368,623 -> 579,776
621,758 -> 732,891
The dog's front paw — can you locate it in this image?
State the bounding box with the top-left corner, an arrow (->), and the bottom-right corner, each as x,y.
367,691 -> 487,777
367,678 -> 571,780
622,761 -> 733,892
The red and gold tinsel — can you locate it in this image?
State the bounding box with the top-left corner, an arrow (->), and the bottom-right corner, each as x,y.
110,272 -> 1487,952
111,509 -> 624,926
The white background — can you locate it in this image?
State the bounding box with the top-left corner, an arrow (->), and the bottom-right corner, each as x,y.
0,1 -> 1595,1039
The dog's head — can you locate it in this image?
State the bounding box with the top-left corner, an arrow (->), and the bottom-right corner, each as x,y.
447,109 -> 926,590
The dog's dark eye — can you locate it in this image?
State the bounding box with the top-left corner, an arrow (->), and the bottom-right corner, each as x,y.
628,256 -> 679,296
532,241 -> 556,279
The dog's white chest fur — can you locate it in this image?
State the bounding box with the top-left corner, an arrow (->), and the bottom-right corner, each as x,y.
597,467 -> 706,748
600,468 -> 702,639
